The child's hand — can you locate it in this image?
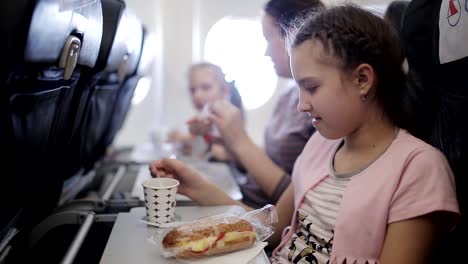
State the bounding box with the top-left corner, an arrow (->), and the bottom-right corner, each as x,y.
187,116 -> 212,136
149,158 -> 208,201
168,129 -> 183,142
149,158 -> 226,205
210,144 -> 232,161
168,130 -> 193,155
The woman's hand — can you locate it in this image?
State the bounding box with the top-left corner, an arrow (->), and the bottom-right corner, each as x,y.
209,100 -> 248,147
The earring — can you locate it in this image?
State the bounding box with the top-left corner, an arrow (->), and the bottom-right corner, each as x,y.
360,90 -> 367,101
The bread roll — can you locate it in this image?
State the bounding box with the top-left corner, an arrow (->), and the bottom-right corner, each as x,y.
162,217 -> 256,258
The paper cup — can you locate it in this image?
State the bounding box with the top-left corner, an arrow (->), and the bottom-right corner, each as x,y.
142,178 -> 179,225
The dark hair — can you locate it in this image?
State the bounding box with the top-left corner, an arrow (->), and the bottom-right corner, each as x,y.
265,0 -> 325,35
384,1 -> 410,36
292,5 -> 409,129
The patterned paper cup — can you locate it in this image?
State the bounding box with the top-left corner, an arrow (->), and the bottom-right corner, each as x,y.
142,178 -> 179,225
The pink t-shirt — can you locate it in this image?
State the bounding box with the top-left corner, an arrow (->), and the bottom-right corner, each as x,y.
273,129 -> 460,264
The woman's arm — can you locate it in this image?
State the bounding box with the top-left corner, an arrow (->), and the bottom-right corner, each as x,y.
209,100 -> 286,197
380,211 -> 456,264
230,135 -> 286,197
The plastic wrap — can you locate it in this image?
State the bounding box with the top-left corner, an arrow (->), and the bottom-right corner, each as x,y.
152,204 -> 278,259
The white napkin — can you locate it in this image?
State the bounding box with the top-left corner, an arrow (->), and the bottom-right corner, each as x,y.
178,242 -> 269,264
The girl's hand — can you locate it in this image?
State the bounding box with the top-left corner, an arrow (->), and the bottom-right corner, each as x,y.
210,143 -> 232,161
149,158 -> 217,205
168,130 -> 193,155
187,116 -> 212,136
149,158 -> 242,206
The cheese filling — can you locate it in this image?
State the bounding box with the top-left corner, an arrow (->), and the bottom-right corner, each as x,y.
175,231 -> 256,252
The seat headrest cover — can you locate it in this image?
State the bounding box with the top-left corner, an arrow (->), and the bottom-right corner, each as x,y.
24,0 -> 103,67
106,8 -> 143,75
438,0 -> 468,64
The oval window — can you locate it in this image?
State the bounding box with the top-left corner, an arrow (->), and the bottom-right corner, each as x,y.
204,17 -> 277,110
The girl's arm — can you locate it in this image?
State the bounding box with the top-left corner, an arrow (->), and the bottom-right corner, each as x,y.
150,158 -> 295,248
191,175 -> 294,249
380,211 -> 457,264
268,184 -> 295,247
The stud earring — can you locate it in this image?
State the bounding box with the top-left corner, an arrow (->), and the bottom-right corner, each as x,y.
361,90 -> 367,101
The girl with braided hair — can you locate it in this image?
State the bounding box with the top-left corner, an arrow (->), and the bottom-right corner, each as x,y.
151,5 -> 459,263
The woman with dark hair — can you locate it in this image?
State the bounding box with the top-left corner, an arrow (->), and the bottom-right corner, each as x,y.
152,5 -> 459,263
188,0 -> 323,208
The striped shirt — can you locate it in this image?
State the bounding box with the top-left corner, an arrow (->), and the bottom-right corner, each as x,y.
275,175 -> 351,264
273,130 -> 400,263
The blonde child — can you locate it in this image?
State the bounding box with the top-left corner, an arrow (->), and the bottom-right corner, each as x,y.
168,62 -> 242,160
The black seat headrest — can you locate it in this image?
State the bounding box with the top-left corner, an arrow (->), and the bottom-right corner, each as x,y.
402,0 -> 468,262
94,0 -> 126,73
0,0 -> 105,237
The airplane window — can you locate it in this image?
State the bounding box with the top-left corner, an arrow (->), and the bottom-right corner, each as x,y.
204,17 -> 278,110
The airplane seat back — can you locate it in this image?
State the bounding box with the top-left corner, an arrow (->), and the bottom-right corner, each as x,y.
0,1 -> 152,261
402,0 -> 468,261
0,0 -> 103,245
101,28 -> 155,151
69,5 -> 143,172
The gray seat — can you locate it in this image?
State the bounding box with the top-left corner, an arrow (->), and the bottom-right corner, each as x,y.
73,7 -> 144,171
1,0 -> 153,262
0,0 -> 101,262
0,0 -> 103,234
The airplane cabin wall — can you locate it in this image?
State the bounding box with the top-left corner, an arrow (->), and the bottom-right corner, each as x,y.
115,0 -> 393,147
